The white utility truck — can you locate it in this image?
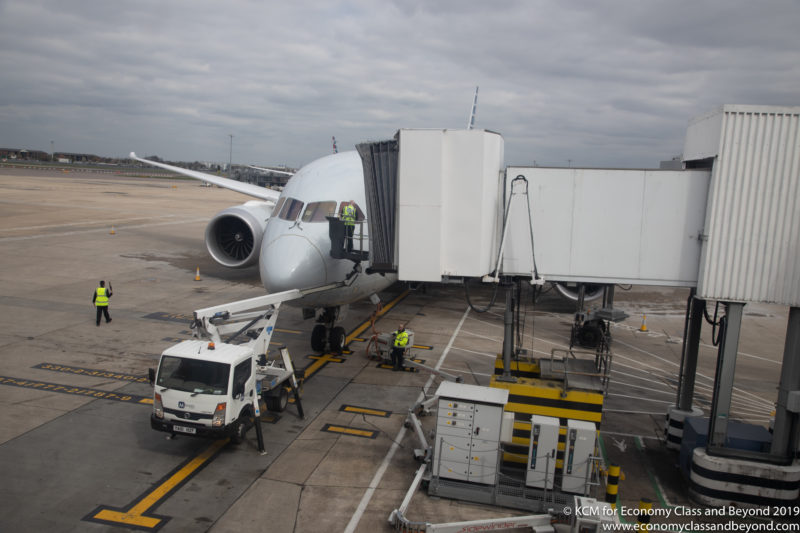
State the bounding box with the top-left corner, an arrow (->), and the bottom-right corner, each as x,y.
148,287 -> 332,448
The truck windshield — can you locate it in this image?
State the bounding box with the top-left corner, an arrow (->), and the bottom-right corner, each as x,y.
157,356 -> 230,395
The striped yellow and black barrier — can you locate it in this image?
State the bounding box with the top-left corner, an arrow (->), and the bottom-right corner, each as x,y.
491,371 -> 604,468
637,498 -> 653,532
605,463 -> 620,510
493,357 -> 540,378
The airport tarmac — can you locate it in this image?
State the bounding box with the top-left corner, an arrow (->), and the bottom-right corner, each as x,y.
0,166 -> 790,532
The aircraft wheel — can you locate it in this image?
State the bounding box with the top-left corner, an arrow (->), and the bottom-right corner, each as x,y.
311,324 -> 327,352
329,326 -> 346,353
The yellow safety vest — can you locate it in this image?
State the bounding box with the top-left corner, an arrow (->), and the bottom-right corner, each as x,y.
342,205 -> 356,226
95,287 -> 109,306
394,330 -> 409,348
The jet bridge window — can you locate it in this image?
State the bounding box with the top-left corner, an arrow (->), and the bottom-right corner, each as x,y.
278,197 -> 304,221
301,201 -> 337,223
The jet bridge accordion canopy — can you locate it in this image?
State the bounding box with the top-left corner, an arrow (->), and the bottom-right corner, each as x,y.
357,138 -> 399,272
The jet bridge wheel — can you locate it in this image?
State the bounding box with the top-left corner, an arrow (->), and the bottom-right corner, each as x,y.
574,319 -> 607,349
311,325 -> 327,352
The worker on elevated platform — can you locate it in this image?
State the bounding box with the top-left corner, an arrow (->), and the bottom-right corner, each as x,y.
342,200 -> 356,252
391,324 -> 409,371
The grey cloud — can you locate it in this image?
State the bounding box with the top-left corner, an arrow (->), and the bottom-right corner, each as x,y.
1,0 -> 798,168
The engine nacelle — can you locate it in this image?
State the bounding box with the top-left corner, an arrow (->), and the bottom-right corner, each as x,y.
205,201 -> 273,268
553,282 -> 604,302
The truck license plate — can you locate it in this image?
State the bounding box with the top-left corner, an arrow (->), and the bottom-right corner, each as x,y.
173,425 -> 196,435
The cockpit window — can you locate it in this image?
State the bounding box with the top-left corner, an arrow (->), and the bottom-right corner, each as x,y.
278,198 -> 304,221
301,201 -> 337,223
272,197 -> 286,216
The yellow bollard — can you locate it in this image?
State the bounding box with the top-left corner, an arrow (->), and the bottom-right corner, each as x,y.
110,225 -> 116,235
639,314 -> 648,332
194,267 -> 201,281
637,498 -> 653,532
605,463 -> 620,510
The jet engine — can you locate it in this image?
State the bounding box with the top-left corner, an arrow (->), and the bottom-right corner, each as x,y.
204,201 -> 274,268
553,282 -> 604,302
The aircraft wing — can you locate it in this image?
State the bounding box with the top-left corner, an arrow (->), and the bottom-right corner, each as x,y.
129,152 -> 281,202
248,165 -> 294,177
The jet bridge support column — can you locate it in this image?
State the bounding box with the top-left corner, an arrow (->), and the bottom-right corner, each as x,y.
667,290 -> 705,450
676,290 -> 704,412
707,302 -> 744,452
770,307 -> 800,461
498,282 -> 517,383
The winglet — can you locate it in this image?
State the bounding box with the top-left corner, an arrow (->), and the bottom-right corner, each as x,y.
129,152 -> 136,159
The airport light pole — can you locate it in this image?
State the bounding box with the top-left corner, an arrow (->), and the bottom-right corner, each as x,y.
228,134 -> 233,177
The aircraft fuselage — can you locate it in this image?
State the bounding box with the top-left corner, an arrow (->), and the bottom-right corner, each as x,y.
259,151 -> 395,307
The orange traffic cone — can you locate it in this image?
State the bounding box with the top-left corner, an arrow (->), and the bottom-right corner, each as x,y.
639,314 -> 648,332
195,267 -> 201,281
110,225 -> 116,235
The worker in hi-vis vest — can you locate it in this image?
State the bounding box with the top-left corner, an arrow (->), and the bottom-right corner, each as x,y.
92,280 -> 112,326
342,200 -> 356,252
391,324 -> 409,371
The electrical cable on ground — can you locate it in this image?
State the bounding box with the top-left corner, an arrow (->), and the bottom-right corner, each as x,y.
464,277 -> 499,313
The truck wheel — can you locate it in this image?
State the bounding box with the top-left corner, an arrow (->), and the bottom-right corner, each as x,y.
277,387 -> 289,412
265,387 -> 289,412
311,325 -> 326,352
329,326 -> 346,353
230,418 -> 247,444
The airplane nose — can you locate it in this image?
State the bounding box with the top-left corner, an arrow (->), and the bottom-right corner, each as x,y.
259,234 -> 328,293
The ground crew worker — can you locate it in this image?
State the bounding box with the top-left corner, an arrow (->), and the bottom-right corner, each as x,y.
92,280 -> 112,326
342,200 -> 356,252
391,324 -> 409,371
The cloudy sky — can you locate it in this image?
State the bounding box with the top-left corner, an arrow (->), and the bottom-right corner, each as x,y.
1,0 -> 798,168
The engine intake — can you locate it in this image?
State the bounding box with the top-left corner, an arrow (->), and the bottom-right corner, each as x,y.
205,202 -> 273,268
553,282 -> 604,302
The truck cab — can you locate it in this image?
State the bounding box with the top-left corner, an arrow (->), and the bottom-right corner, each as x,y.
150,340 -> 255,443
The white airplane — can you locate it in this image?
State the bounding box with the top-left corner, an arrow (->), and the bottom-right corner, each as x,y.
129,150 -> 396,352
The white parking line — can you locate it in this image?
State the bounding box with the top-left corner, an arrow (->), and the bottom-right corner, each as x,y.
344,307 -> 471,533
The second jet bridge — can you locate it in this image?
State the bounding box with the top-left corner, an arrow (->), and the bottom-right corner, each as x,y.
357,127 -> 711,288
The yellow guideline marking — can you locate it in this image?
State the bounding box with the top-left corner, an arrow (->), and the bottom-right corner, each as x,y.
345,290 -> 409,345
302,352 -> 342,381
275,328 -> 301,334
89,438 -> 228,529
342,405 -> 390,417
323,424 -> 377,439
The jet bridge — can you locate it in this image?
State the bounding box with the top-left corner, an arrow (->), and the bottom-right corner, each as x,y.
359,105 -> 800,510
359,128 -> 710,288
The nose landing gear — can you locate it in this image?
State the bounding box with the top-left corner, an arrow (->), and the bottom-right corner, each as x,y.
310,306 -> 347,353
